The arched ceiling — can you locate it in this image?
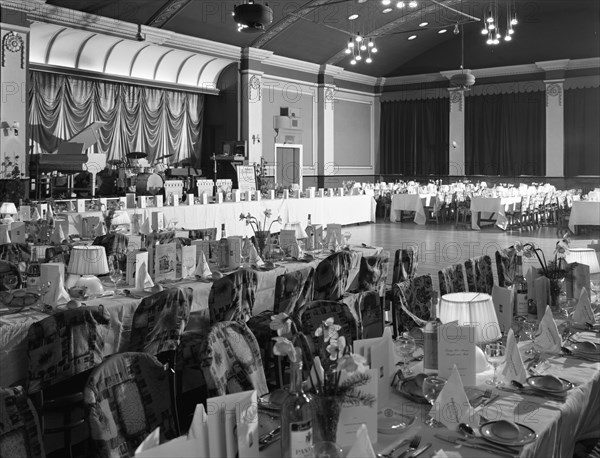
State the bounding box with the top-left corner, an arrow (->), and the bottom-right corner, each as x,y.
37,0 -> 600,78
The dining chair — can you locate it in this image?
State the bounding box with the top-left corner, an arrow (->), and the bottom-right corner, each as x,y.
0,386 -> 45,458
26,306 -> 111,458
438,263 -> 467,296
391,274 -> 434,337
208,268 -> 258,324
0,242 -> 31,264
84,352 -> 178,458
495,247 -> 516,287
312,251 -> 353,301
342,289 -> 384,339
0,259 -> 23,290
465,255 -> 495,294
353,250 -> 390,297
92,233 -> 129,271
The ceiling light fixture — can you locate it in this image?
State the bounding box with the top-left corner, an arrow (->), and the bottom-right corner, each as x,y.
438,28 -> 447,34
408,1 -> 418,7
347,35 -> 376,65
381,0 -> 391,5
481,0 -> 517,45
450,23 -> 475,91
348,14 -> 359,20
408,35 -> 417,40
396,1 -> 405,8
419,22 -> 428,27
382,7 -> 392,13
233,1 -> 273,33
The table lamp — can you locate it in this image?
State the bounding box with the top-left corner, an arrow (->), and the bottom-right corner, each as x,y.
566,248 -> 600,276
0,202 -> 18,223
111,210 -> 131,232
67,246 -> 110,295
439,292 -> 502,372
284,221 -> 308,240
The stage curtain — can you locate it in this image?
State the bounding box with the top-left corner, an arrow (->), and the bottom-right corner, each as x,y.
465,91 -> 545,176
564,87 -> 600,176
380,98 -> 449,176
28,72 -> 204,165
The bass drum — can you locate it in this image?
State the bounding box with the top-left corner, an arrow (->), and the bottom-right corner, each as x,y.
136,173 -> 164,195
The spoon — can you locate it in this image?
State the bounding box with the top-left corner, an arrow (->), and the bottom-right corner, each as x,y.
458,422 -> 476,438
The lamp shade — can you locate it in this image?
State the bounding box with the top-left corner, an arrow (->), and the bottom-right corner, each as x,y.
566,248 -> 600,274
0,202 -> 17,214
438,292 -> 501,343
111,210 -> 131,226
67,246 -> 110,275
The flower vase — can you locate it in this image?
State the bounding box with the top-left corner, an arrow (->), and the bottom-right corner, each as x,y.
252,230 -> 270,258
313,395 -> 341,444
549,277 -> 564,311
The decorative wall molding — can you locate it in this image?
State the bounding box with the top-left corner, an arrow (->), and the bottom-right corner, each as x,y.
1,30 -> 24,68
544,80 -> 564,107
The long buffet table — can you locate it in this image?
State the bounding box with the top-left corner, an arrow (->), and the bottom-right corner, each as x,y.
61,195 -> 377,236
569,200 -> 600,233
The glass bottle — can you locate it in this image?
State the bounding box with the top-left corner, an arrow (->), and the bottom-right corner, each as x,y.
26,246 -> 41,289
218,223 -> 229,269
423,318 -> 441,374
281,356 -> 314,458
514,252 -> 528,317
304,214 -> 315,251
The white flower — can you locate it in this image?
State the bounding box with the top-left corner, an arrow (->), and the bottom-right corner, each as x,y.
272,337 -> 298,362
270,313 -> 292,336
315,317 -> 342,343
326,336 -> 346,361
337,352 -> 368,375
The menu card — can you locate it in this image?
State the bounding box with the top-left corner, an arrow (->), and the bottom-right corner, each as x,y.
179,245 -> 196,279
437,323 -> 476,386
127,250 -> 148,286
326,224 -> 342,246
566,262 -> 590,301
492,285 -> 513,334
353,330 -> 392,407
336,368 -> 378,446
279,229 -> 297,253
154,243 -> 176,282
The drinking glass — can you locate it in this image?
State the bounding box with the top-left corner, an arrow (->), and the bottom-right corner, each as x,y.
109,267 -> 122,291
422,376 -> 446,426
521,320 -> 538,355
342,231 -> 351,248
394,334 -> 416,376
485,343 -> 507,386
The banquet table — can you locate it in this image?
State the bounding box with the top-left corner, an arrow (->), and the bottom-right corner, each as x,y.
390,194 -> 437,225
59,195 -> 376,237
469,196 -> 521,231
569,200 -> 600,233
0,244 -> 380,388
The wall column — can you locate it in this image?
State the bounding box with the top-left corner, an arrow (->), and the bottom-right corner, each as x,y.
448,88 -> 465,176
544,79 -> 565,177
316,65 -> 341,188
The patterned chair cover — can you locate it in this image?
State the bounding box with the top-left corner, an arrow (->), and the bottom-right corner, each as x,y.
0,260 -> 23,291
84,352 -> 177,458
177,321 -> 268,397
44,244 -> 72,266
188,228 -> 217,241
354,251 -> 390,296
298,300 -> 358,371
391,275 -> 434,336
0,386 -> 45,458
465,255 -> 495,294
496,247 -> 516,287
128,287 -> 193,359
438,263 -> 467,296
92,233 -> 129,271
0,242 -> 31,264
313,251 -> 353,301
342,290 -> 383,339
26,306 -> 111,393
391,247 -> 419,284
208,268 -> 258,325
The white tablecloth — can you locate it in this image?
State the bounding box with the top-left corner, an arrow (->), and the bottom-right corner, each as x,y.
469,196 -> 521,230
390,194 -> 436,225
569,201 -> 600,232
61,195 -> 376,237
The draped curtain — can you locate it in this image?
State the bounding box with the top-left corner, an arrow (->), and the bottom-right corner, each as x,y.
380,98 -> 449,175
564,87 -> 600,176
28,72 -> 204,165
465,91 -> 545,176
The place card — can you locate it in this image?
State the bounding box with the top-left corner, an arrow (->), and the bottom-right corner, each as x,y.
137,196 -> 148,209
245,190 -> 253,202
353,331 -> 392,408
255,190 -> 261,201
492,285 -> 514,334
431,365 -> 478,430
534,276 -> 550,318
151,211 -> 164,232
232,190 -> 241,202
172,194 -> 179,206
437,323 -> 476,387
9,222 -> 26,243
187,193 -> 195,205
154,243 -> 176,282
179,245 -> 196,279
338,187 -> 345,197
227,236 -> 242,268
127,250 -> 148,287
279,229 -> 297,253
336,368 -> 378,446
566,262 -> 590,301
76,199 -> 86,213
307,188 -> 315,198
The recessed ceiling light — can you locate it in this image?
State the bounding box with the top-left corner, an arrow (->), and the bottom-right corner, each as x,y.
348,14 -> 359,20
381,0 -> 391,5
419,22 -> 428,27
408,35 -> 417,40
382,7 -> 392,13
438,28 -> 447,34
396,1 -> 405,8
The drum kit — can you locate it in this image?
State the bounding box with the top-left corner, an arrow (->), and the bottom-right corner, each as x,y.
108,152 -> 174,195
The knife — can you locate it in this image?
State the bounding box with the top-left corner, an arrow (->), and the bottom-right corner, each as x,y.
435,434 -> 520,454
407,443 -> 431,458
497,386 -> 566,402
434,434 -> 518,457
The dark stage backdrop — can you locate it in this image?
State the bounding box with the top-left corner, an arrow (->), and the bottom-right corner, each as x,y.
564,87 -> 600,177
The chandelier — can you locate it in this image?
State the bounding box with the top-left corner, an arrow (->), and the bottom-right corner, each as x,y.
481,0 -> 517,45
345,33 -> 378,65
233,1 -> 273,33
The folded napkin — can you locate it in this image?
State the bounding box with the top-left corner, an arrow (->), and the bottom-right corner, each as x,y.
30,207 -> 40,221
135,427 -> 160,455
501,328 -> 527,384
187,404 -> 209,458
50,223 -> 66,245
430,365 -> 478,430
136,261 -> 154,290
346,424 -> 375,458
572,287 -> 595,325
535,305 -> 562,354
248,243 -> 264,267
527,267 -> 542,304
139,217 -> 151,236
194,250 -> 212,278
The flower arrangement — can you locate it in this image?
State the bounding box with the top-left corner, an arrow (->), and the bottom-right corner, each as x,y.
270,312 -> 375,405
516,235 -> 572,280
239,209 -> 281,235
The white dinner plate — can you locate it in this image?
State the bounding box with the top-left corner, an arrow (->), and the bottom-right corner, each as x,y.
527,375 -> 573,394
479,421 -> 537,446
377,409 -> 415,434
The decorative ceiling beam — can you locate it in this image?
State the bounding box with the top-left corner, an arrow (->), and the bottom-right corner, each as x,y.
146,0 -> 192,28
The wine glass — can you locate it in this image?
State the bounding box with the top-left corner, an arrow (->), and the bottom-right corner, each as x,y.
521,320 -> 538,355
342,231 -> 351,248
109,266 -> 122,291
485,343 -> 507,386
422,376 -> 446,426
395,333 -> 416,376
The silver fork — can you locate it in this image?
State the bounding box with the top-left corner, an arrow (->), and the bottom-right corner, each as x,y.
474,388 -> 492,407
400,435 -> 422,458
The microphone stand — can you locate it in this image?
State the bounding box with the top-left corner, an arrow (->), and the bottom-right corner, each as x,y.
212,153 -> 218,197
